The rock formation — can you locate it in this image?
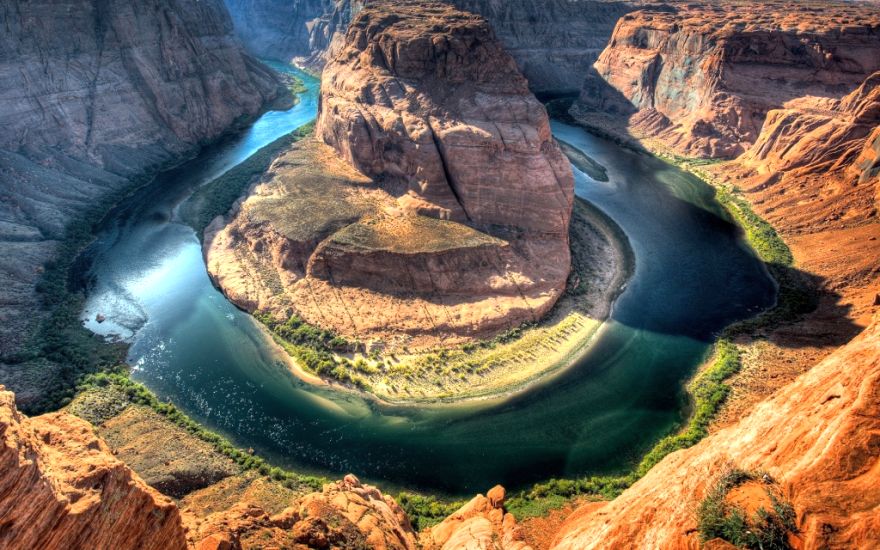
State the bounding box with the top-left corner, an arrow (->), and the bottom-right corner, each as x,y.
0,387 -> 188,550
551,312 -> 880,549
423,485 -> 533,550
0,0 -> 285,404
573,1 -> 880,157
192,474 -> 418,550
207,0 -> 575,346
728,71 -> 880,233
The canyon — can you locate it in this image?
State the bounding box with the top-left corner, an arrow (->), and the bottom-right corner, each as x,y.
0,0 -> 878,548
0,0 -> 287,408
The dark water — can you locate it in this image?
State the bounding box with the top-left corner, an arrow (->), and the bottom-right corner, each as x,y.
79,64 -> 775,496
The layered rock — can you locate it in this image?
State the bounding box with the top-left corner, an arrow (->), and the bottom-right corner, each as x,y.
0,387 -> 187,550
726,71 -> 880,233
208,0 -> 574,347
0,0 -> 284,401
222,0 -> 350,66
550,313 -> 880,549
574,1 -> 880,157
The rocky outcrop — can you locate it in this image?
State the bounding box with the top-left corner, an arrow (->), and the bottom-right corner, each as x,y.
550,313 -> 880,549
574,1 -> 880,157
424,485 -> 532,550
192,474 -> 418,550
317,0 -> 574,231
0,387 -> 187,550
208,0 -> 575,347
0,0 -> 284,399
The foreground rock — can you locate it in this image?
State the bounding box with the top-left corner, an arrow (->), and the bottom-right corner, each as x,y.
424,485 -> 532,550
0,387 -> 187,550
0,0 -> 285,408
192,474 -> 418,550
574,0 -> 880,158
551,313 -> 880,549
208,0 -> 575,348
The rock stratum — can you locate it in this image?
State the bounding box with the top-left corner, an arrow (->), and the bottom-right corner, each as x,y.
574,0 -> 880,158
207,0 -> 575,347
0,0 -> 285,405
1,384 -> 532,549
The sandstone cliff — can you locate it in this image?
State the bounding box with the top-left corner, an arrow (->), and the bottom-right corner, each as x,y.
730,71 -> 880,233
207,0 -> 575,347
551,312 -> 880,549
574,1 -> 880,158
0,0 -> 284,402
0,387 -> 188,550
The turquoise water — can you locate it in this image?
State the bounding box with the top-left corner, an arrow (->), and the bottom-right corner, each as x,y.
79,65 -> 775,496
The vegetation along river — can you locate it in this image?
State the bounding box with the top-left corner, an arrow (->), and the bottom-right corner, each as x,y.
77,63 -> 776,496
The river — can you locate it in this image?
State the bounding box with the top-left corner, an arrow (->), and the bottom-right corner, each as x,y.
78,63 -> 775,496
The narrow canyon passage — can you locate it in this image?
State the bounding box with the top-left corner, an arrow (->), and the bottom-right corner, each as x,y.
77,65 -> 775,495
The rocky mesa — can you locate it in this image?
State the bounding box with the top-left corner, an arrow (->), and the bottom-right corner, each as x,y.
206,0 -> 576,348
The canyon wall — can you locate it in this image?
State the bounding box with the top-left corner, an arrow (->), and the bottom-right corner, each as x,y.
0,0 -> 284,399
224,0 -> 637,94
0,387 -> 188,550
727,71 -> 880,233
573,1 -> 880,158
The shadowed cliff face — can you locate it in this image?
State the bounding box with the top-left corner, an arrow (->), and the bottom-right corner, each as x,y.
575,1 -> 880,158
0,0 -> 283,394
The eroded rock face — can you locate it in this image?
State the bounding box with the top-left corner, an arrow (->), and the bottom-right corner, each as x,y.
0,0 -> 284,403
723,71 -> 880,233
0,387 -> 188,550
317,0 -> 574,231
208,0 -> 574,347
550,313 -> 880,549
574,1 -> 880,158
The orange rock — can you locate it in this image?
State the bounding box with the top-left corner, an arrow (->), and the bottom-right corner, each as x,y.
0,387 -> 187,550
550,314 -> 880,549
425,487 -> 532,550
575,1 -> 880,158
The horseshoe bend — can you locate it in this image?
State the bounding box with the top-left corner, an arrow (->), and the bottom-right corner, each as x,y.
0,0 -> 879,549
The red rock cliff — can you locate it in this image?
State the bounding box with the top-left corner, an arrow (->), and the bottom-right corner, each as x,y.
574,1 -> 880,158
0,387 -> 188,550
